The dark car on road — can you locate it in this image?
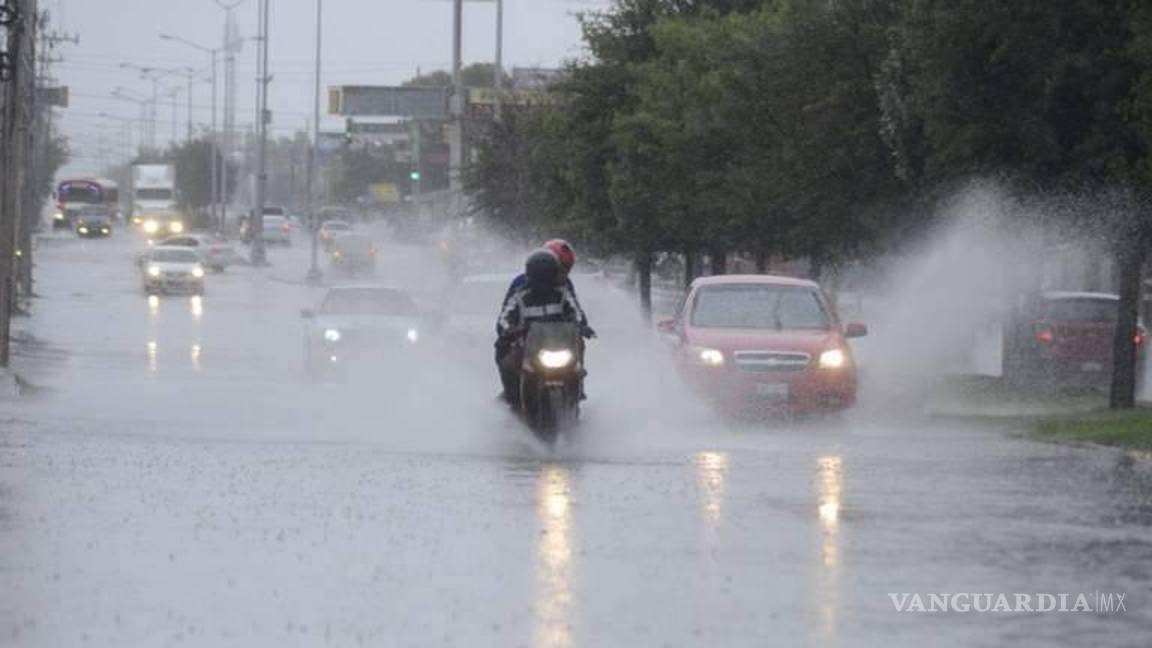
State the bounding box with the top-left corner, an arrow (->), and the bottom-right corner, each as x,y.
328,233 -> 376,277
74,206 -> 114,238
1002,291 -> 1145,390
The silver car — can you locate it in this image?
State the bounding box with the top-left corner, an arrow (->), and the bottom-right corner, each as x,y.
301,286 -> 424,375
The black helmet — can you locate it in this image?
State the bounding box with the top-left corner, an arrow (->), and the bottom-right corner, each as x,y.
525,249 -> 561,290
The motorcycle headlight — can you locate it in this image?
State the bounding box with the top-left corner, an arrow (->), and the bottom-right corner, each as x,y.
818,348 -> 847,369
406,328 -> 419,343
538,349 -> 574,368
143,220 -> 159,234
690,346 -> 725,367
169,221 -> 185,234
147,265 -> 161,277
191,265 -> 205,278
324,328 -> 341,342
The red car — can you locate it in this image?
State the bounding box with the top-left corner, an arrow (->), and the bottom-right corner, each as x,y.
1002,291 -> 1145,390
658,275 -> 867,414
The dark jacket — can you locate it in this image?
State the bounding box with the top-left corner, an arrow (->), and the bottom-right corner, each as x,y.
496,273 -> 587,335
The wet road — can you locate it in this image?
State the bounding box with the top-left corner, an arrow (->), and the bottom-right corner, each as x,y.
1,227 -> 1150,647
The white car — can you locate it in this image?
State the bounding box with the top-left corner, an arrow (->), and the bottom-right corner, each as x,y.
445,273 -> 515,344
141,246 -> 206,295
159,234 -> 240,272
261,215 -> 292,246
301,285 -> 424,374
319,220 -> 353,251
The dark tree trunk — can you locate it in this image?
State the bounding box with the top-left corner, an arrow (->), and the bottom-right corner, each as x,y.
683,250 -> 696,289
1110,240 -> 1145,409
755,249 -> 768,273
710,249 -> 727,275
637,250 -> 653,325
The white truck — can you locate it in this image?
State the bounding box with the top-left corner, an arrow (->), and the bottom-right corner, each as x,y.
130,163 -> 177,217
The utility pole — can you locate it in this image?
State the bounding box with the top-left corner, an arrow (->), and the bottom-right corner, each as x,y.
0,0 -> 37,367
494,0 -> 503,121
215,0 -> 245,235
249,0 -> 270,265
160,34 -> 222,232
305,0 -> 323,283
449,0 -> 463,191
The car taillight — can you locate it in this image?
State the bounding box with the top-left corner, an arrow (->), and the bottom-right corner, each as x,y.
368,247 -> 376,257
1036,329 -> 1055,343
282,224 -> 290,233
1136,327 -> 1146,345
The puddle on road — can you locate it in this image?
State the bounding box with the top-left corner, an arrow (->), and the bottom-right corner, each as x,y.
534,464 -> 574,648
815,455 -> 843,645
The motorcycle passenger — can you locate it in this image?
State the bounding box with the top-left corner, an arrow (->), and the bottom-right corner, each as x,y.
498,239 -> 593,336
496,249 -> 588,407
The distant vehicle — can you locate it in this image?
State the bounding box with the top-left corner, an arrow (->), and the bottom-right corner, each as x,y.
445,273 -> 514,343
130,163 -> 177,220
319,220 -> 352,251
328,233 -> 376,277
301,285 -> 424,374
260,215 -> 292,246
141,246 -> 205,295
657,274 -> 867,415
137,210 -> 186,238
74,206 -> 114,239
1002,291 -> 1145,390
158,234 -> 240,272
317,206 -> 355,225
54,177 -> 118,230
239,207 -> 288,241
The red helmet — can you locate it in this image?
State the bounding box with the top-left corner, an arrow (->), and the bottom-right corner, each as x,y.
543,239 -> 576,273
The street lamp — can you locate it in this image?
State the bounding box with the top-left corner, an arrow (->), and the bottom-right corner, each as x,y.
160,33 -> 223,233
305,0 -> 324,283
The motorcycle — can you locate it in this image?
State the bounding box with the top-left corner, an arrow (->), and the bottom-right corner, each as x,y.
515,320 -> 587,443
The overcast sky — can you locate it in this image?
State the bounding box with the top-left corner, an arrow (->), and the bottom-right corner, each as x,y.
53,0 -> 604,175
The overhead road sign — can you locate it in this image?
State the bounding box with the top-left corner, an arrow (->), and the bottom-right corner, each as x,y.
329,86 -> 449,118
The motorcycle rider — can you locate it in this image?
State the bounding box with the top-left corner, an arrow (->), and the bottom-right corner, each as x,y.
496,249 -> 590,407
498,239 -> 592,335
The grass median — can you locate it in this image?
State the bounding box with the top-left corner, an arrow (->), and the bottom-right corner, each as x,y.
1034,408 -> 1152,450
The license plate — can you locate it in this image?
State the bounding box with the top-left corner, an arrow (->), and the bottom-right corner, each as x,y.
1081,362 -> 1103,372
756,382 -> 789,399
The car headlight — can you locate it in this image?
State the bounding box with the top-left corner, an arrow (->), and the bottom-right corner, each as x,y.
690,346 -> 725,366
78,226 -> 89,234
406,328 -> 419,343
101,227 -> 110,233
324,328 -> 341,342
538,349 -> 574,368
169,221 -> 185,234
818,348 -> 847,369
132,216 -> 143,225
147,265 -> 161,277
191,265 -> 205,278
143,220 -> 159,234
54,212 -> 65,221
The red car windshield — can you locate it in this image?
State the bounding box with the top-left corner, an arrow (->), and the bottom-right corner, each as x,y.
691,284 -> 830,330
1041,298 -> 1117,323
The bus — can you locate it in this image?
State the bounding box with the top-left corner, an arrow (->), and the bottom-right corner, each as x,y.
54,177 -> 120,230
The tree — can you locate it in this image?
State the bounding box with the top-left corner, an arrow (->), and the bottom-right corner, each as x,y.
169,138 -> 238,215
885,0 -> 1149,408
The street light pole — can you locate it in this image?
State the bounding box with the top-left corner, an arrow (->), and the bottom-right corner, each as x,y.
250,0 -> 270,265
449,0 -> 463,190
494,0 -> 503,121
159,34 -> 223,231
305,0 -> 323,283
